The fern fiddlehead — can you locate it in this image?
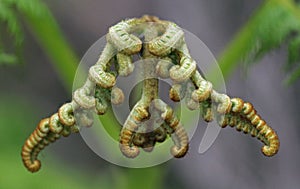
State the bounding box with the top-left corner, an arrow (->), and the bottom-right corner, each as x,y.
22,15 -> 279,172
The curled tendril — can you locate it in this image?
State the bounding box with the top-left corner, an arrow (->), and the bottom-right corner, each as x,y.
131,118 -> 167,152
148,22 -> 184,57
169,57 -> 196,83
22,119 -> 60,172
169,83 -> 187,102
49,113 -> 64,134
111,87 -> 125,105
154,99 -> 189,158
223,99 -> 279,156
210,91 -> 232,114
119,104 -> 149,158
73,86 -> 95,109
89,65 -> 116,88
191,80 -> 213,103
155,57 -> 172,78
107,19 -> 143,55
21,112 -> 79,173
58,103 -> 75,126
22,15 -> 279,173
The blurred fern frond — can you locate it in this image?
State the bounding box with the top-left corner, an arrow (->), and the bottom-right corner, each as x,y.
0,0 -> 23,65
215,0 -> 300,85
287,34 -> 300,69
0,0 -> 52,65
0,1 -> 23,45
0,0 -> 78,89
0,52 -> 18,64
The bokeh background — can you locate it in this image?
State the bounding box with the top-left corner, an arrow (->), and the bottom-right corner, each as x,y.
0,0 -> 299,188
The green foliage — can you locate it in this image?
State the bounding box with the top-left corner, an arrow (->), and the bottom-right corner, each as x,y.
248,2 -> 300,62
286,32 -> 300,83
214,0 -> 300,85
0,1 -> 22,45
0,0 -> 22,65
0,0 -> 78,90
0,0 -> 49,65
0,52 -> 18,64
287,34 -> 300,67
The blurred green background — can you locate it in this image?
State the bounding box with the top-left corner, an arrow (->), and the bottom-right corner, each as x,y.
1,0 -> 300,188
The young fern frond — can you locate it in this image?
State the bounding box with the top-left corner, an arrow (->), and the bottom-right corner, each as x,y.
22,15 -> 280,173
